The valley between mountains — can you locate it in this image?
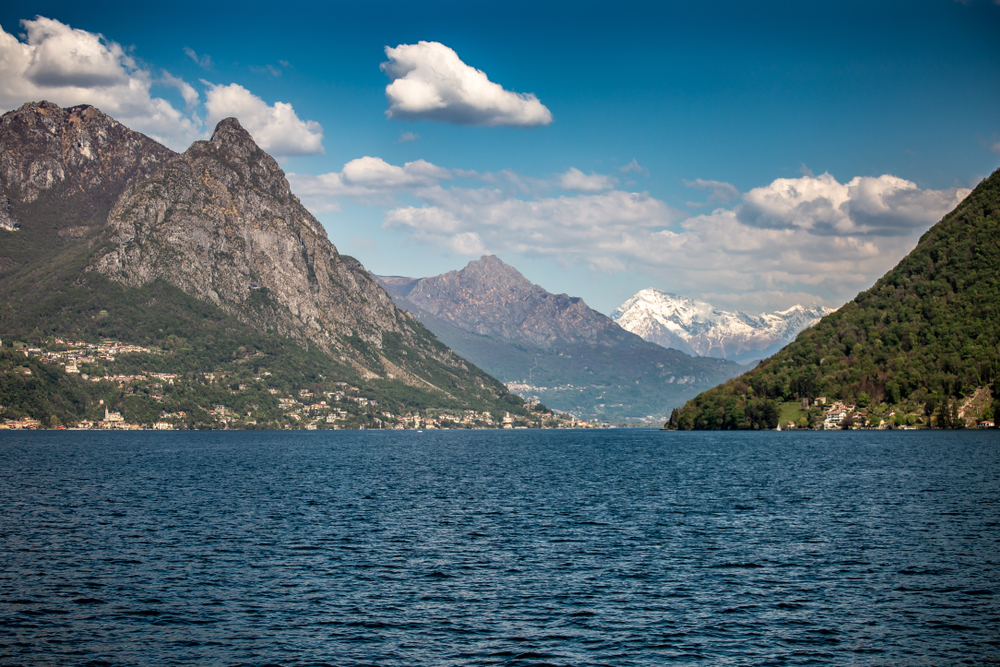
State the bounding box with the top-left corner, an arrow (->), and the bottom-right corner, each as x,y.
5,100 -> 956,431
2,101 -> 827,429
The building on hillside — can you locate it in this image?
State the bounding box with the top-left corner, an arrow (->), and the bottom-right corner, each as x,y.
823,408 -> 846,429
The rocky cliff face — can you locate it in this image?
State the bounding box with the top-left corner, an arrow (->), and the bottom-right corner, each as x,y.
0,101 -> 175,234
396,255 -> 643,349
92,117 -> 485,388
611,288 -> 833,361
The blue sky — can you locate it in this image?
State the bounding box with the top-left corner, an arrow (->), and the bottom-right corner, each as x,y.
2,0 -> 998,314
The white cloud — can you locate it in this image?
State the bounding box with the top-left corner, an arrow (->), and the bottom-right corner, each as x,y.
161,70 -> 199,110
384,187 -> 683,267
0,17 -> 323,157
557,167 -> 617,193
683,178 -> 739,202
249,63 -> 286,77
991,142 -> 1000,156
203,82 -> 323,156
738,172 -> 970,236
288,156 -> 452,209
380,41 -> 552,127
396,131 -> 419,143
375,168 -> 971,308
0,17 -> 201,150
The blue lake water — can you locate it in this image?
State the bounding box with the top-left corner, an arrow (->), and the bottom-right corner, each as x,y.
0,429 -> 998,666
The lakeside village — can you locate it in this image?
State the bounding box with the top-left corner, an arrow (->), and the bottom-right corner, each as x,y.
0,337 -> 607,431
779,394 -> 995,431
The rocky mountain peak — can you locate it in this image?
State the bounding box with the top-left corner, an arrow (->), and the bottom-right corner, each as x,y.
0,100 -> 175,237
92,110 -> 484,391
185,117 -> 296,205
210,117 -> 253,145
612,288 -> 833,361
392,255 -> 642,349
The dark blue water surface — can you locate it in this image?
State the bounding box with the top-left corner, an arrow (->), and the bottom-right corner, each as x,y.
0,429 -> 998,666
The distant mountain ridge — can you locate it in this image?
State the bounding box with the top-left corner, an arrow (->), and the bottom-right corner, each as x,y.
612,288 -> 833,361
377,256 -> 743,422
396,255 -> 642,349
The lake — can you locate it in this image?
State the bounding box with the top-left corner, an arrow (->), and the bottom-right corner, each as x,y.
0,429 -> 997,665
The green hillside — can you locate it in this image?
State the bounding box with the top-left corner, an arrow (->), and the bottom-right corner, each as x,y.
670,167 -> 1000,430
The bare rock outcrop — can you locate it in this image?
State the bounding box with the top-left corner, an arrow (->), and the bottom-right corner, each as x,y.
0,101 -> 175,233
398,255 -> 644,349
94,118 -> 474,384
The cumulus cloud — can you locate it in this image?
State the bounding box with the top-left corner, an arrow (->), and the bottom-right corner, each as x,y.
0,17 -> 323,156
557,168 -> 617,192
683,178 -> 740,202
288,156 -> 452,209
203,82 -> 323,156
380,41 -> 552,127
0,17 -> 201,149
384,187 -> 683,264
738,172 -> 970,236
375,168 -> 971,308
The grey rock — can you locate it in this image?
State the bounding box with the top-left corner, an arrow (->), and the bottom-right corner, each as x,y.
94,117 -> 474,386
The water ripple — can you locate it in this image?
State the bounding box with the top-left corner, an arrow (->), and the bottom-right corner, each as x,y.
0,429 -> 997,665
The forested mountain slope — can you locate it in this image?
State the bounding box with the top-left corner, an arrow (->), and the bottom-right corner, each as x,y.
671,167 -> 1000,430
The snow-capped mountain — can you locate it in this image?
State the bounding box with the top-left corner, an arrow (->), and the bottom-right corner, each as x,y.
611,288 -> 835,362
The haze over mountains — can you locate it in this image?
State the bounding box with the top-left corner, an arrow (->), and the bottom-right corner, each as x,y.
612,289 -> 834,362
377,256 -> 743,421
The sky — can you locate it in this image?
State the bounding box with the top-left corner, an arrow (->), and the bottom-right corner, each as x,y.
1,0 -> 998,315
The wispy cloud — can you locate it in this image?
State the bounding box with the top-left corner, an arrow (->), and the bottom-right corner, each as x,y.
371,167 -> 970,308
619,159 -> 648,175
683,178 -> 739,202
396,131 -> 419,143
183,46 -> 213,70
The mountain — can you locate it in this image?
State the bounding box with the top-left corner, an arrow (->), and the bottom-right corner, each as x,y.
0,102 -> 541,428
392,255 -> 640,348
377,256 -> 744,422
670,167 -> 1000,430
0,101 -> 176,266
611,289 -> 833,362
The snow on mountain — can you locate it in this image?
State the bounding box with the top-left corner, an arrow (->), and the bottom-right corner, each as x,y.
611,288 -> 834,362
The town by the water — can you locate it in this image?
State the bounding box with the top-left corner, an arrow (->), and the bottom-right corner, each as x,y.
0,337 -> 608,431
